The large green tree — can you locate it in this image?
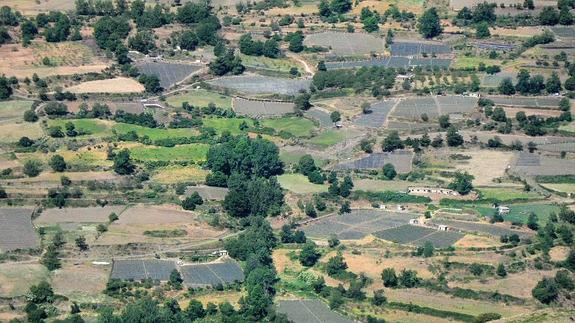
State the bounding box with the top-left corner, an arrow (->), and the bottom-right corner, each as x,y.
418,8 -> 442,38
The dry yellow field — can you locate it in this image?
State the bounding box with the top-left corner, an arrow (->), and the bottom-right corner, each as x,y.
452,150 -> 515,186
152,166 -> 209,184
1,0 -> 74,15
449,270 -> 557,299
0,122 -> 43,142
67,77 -> 145,94
0,42 -> 109,78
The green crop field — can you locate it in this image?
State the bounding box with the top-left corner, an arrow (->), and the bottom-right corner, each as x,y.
261,117 -> 316,138
166,89 -> 232,109
202,117 -> 254,135
477,203 -> 560,225
478,187 -> 541,202
240,54 -> 302,73
279,151 -> 326,167
277,174 -> 328,194
113,123 -> 198,140
129,144 -> 209,162
0,100 -> 33,120
48,119 -> 112,137
307,130 -> 346,147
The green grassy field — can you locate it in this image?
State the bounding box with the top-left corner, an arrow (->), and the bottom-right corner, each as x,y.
477,203 -> 560,225
166,89 -> 232,109
308,130 -> 346,147
541,183 -> 575,193
113,123 -> 198,140
277,174 -> 327,194
261,117 -> 316,138
478,187 -> 541,202
0,100 -> 33,120
202,117 -> 254,135
129,144 -> 209,162
0,263 -> 50,297
48,119 -> 111,137
279,151 -> 326,167
239,54 -> 302,73
452,56 -> 505,69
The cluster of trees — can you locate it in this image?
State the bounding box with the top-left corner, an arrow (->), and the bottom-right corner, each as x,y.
312,66 -> 397,95
499,70 -> 564,95
317,0 -> 352,21
239,33 -> 280,58
382,127 -> 463,153
209,46 -> 245,76
0,75 -> 16,100
223,217 -> 286,320
297,154 -> 324,184
205,135 -> 285,218
418,8 -> 442,39
382,267 -> 421,288
454,2 -> 497,27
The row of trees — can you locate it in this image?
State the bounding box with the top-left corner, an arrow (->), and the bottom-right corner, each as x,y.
499,70 -> 564,95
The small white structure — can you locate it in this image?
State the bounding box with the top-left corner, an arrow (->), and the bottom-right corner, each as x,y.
438,224 -> 449,231
409,219 -> 419,225
379,205 -> 386,210
408,187 -> 460,196
397,205 -> 406,211
497,206 -> 510,215
212,250 -> 228,257
334,121 -> 343,128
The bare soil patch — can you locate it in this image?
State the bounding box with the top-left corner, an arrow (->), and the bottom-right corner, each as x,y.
0,263 -> 50,297
67,77 -> 144,94
453,234 -> 502,248
452,150 -> 515,186
116,205 -> 196,224
449,270 -> 557,299
0,42 -> 109,78
549,246 -> 570,262
503,107 -> 562,118
35,206 -> 127,224
52,263 -> 109,300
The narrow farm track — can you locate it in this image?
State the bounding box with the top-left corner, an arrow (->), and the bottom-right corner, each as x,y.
286,52 -> 314,76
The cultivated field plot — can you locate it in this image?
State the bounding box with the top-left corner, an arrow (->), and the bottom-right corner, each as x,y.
430,219 -> 532,238
208,75 -> 310,95
335,151 -> 413,172
180,261 -> 244,287
390,41 -> 451,56
538,142 -> 575,152
354,100 -> 397,128
277,299 -> 354,323
304,31 -> 385,56
67,77 -> 144,94
185,186 -> 229,201
387,121 -> 435,131
135,61 -> 202,88
325,57 -> 452,70
110,259 -> 176,281
116,205 -> 196,225
481,72 -> 517,88
449,0 -> 555,10
305,107 -> 332,127
551,26 -> 575,38
0,263 -> 49,298
391,97 -> 438,119
373,224 -> 464,248
232,97 -> 295,117
0,100 -> 33,124
0,208 -> 39,252
472,41 -> 516,50
513,152 -> 575,176
303,209 -> 412,240
437,96 -> 478,114
35,206 -> 126,225
486,96 -> 562,108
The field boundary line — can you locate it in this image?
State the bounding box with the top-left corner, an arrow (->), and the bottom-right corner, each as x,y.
298,300 -> 323,323
205,264 -> 226,285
